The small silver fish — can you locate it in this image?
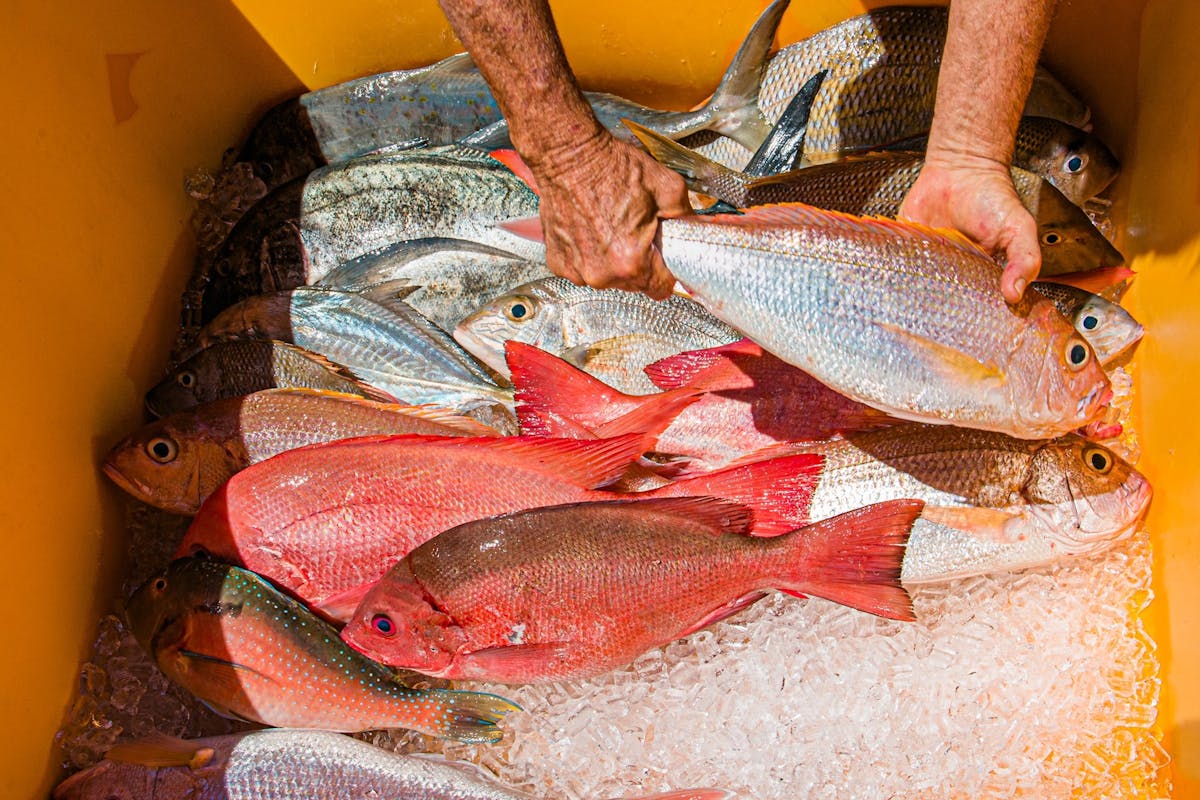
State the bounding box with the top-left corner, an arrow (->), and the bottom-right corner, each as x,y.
453,277 -> 741,394
53,729 -> 732,800
197,288 -> 514,416
317,237 -> 552,332
1030,282 -> 1143,366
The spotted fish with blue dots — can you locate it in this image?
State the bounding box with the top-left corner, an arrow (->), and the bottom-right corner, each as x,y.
124,557 -> 520,740
52,729 -> 733,800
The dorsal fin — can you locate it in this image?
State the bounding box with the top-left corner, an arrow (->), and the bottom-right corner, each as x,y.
643,339 -> 761,390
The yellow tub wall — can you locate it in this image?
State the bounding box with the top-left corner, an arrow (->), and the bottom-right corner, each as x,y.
5,0 -> 1194,797
0,2 -> 301,797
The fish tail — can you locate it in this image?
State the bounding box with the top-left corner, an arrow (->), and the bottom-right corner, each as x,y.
624,120 -> 750,206
742,69 -> 827,177
775,499 -> 923,621
430,689 -> 522,744
507,341 -> 699,447
699,0 -> 790,150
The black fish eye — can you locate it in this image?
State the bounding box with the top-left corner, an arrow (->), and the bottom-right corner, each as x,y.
371,614 -> 396,636
1065,338 -> 1090,370
1084,446 -> 1113,474
1081,313 -> 1100,331
153,578 -> 168,592
1065,154 -> 1086,173
176,370 -> 196,388
146,436 -> 178,464
214,258 -> 232,277
505,301 -> 529,321
1041,231 -> 1062,246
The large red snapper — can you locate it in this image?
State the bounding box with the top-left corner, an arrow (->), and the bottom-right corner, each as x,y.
103,389 -> 498,515
177,434 -> 824,619
341,497 -> 922,683
124,557 -> 518,740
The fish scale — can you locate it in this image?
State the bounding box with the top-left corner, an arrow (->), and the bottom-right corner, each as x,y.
124,558 -> 518,740
656,205 -> 1110,438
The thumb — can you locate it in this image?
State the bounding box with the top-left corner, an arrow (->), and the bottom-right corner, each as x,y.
998,208 -> 1041,303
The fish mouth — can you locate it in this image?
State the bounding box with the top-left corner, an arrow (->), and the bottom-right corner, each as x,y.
1077,383 -> 1113,419
101,461 -> 152,500
451,325 -> 510,378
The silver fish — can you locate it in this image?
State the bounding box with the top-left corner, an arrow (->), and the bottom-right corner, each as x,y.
202,145 -> 542,323
197,288 -> 514,416
52,729 -> 730,800
694,6 -> 1090,170
317,237 -> 552,332
453,277 -> 741,394
645,204 -> 1112,439
237,0 -> 791,190
1030,282 -> 1143,366
758,425 -> 1152,584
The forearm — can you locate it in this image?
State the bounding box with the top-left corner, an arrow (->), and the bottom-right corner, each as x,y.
926,0 -> 1057,167
436,0 -> 606,169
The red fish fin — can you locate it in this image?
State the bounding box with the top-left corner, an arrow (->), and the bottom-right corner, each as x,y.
489,149 -> 540,194
456,642 -> 579,682
464,433 -> 650,488
178,649 -> 275,683
313,581 -> 378,625
778,499 -> 923,621
643,339 -> 761,390
651,453 -> 824,535
1038,265 -> 1135,293
508,341 -> 700,447
619,496 -> 755,536
676,591 -> 769,638
106,734 -> 215,769
499,216 -> 546,243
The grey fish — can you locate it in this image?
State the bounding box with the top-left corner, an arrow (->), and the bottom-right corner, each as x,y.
201,145 -> 542,324
317,237 -> 552,332
236,0 -> 791,191
1031,282 -> 1144,365
879,116 -> 1121,206
145,339 -> 397,417
197,288 -> 514,416
453,277 -> 741,394
53,729 -> 731,800
629,124 -> 1125,278
693,6 -> 1090,170
754,425 -> 1151,584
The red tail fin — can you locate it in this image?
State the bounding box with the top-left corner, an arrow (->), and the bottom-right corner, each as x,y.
643,339 -> 761,390
489,149 -> 540,194
507,341 -> 701,448
776,500 -> 922,621
648,453 -> 823,535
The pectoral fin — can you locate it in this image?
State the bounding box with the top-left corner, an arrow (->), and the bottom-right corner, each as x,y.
106,734 -> 216,769
457,642 -> 579,682
875,322 -> 1007,387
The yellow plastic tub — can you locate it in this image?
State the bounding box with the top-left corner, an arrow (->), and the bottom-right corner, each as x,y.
3,1 -> 1196,797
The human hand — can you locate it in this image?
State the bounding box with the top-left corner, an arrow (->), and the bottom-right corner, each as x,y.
524,131 -> 691,301
900,153 -> 1041,304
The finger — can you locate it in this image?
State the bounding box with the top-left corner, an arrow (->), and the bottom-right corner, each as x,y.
999,213 -> 1041,304
651,172 -> 693,219
645,244 -> 676,301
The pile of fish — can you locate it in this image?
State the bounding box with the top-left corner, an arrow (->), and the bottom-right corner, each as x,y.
61,3 -> 1151,798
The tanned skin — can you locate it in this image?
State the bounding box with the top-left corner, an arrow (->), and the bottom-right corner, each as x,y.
440,0 -> 1057,304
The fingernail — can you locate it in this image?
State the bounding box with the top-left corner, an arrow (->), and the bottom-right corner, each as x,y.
1014,277 -> 1027,296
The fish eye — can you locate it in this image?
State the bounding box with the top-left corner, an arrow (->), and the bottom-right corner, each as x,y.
257,162 -> 274,181
1064,154 -> 1087,174
371,614 -> 396,637
176,370 -> 197,389
504,297 -> 534,322
1079,312 -> 1100,331
214,258 -> 232,277
145,436 -> 179,464
153,577 -> 168,593
1084,446 -> 1113,474
1064,337 -> 1091,371
1041,231 -> 1062,246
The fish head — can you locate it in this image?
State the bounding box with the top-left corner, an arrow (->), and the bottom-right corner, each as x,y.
174,486 -> 244,567
145,350 -> 225,417
1025,68 -> 1091,129
102,415 -> 241,515
199,292 -> 296,346
1009,298 -> 1112,437
52,760 -> 187,800
1025,118 -> 1120,204
1018,436 -> 1152,554
452,280 -> 564,378
125,558 -> 228,660
1065,293 -> 1144,366
341,561 -> 462,675
1029,180 -> 1125,274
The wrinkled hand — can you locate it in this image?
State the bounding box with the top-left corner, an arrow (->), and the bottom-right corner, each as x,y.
900,153 -> 1041,304
525,132 -> 691,301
